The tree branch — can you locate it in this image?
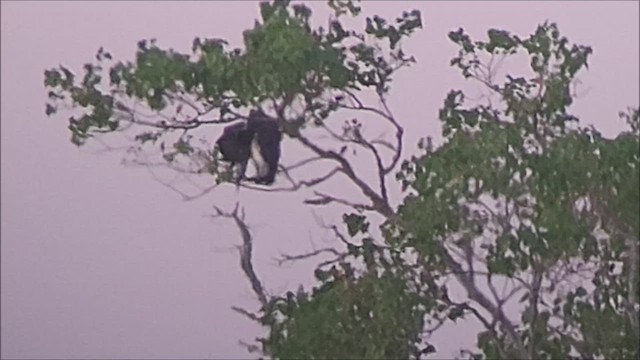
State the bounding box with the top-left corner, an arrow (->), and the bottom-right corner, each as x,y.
114,100 -> 244,131
340,89 -> 404,174
441,248 -> 529,359
231,305 -> 261,322
528,266 -> 544,359
304,190 -> 375,213
275,247 -> 341,266
294,133 -> 393,217
317,121 -> 389,202
211,205 -> 268,307
239,167 -> 341,193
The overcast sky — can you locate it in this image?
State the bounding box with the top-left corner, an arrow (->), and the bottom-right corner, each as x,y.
2,1 -> 638,359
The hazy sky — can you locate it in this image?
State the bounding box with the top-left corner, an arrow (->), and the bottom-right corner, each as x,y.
2,1 -> 638,359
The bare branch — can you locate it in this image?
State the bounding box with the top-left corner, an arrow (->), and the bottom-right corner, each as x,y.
528,267 -> 544,359
316,253 -> 350,268
441,248 -> 529,359
231,306 -> 261,322
124,149 -> 221,201
305,190 -> 375,213
280,166 -> 341,191
458,302 -> 508,359
357,136 -> 389,203
424,312 -> 449,337
281,156 -> 326,172
239,167 -> 341,193
377,94 -> 404,173
323,223 -> 356,248
317,121 -> 389,202
486,273 -> 501,306
370,138 -> 397,152
339,89 -> 404,174
114,100 -> 244,131
170,93 -> 208,115
211,205 -> 269,307
275,247 -> 342,266
294,133 -> 393,217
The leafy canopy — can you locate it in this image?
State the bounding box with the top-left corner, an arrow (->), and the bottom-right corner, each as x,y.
44,1 -> 638,359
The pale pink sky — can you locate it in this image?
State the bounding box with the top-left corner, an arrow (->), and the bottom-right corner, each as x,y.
1,1 -> 638,359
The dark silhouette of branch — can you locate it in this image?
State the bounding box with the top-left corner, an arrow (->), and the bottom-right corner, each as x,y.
304,190 -> 375,213
441,248 -> 529,359
275,247 -> 341,266
238,167 -> 341,193
341,89 -> 404,174
114,100 -> 245,131
323,223 -> 357,248
294,132 -> 393,217
528,267 -> 543,359
316,121 -> 389,202
458,302 -> 508,360
376,94 -> 404,173
370,138 -> 396,152
418,255 -> 510,359
362,138 -> 388,203
280,156 -> 326,172
231,306 -> 261,322
211,204 -> 268,308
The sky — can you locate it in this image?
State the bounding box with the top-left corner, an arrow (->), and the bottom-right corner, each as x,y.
1,1 -> 638,359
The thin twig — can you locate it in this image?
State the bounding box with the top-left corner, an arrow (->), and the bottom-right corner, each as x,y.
275,247 -> 341,266
231,306 -> 261,322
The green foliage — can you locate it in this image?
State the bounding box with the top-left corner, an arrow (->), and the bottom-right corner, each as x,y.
261,245 -> 434,359
396,22 -> 639,359
261,268 -> 424,359
43,1 -> 638,358
44,0 -> 421,185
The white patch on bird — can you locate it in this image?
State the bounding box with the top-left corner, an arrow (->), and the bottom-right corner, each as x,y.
251,135 -> 268,177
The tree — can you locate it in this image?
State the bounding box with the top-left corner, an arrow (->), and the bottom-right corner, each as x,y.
44,1 -> 638,359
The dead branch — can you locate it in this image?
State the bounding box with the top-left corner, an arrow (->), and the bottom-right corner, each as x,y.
211,204 -> 268,308
275,247 -> 342,266
317,253 -> 350,268
280,156 -> 326,172
324,224 -> 356,248
304,190 -> 375,213
370,138 -> 397,152
376,93 -> 404,173
231,305 -> 261,322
